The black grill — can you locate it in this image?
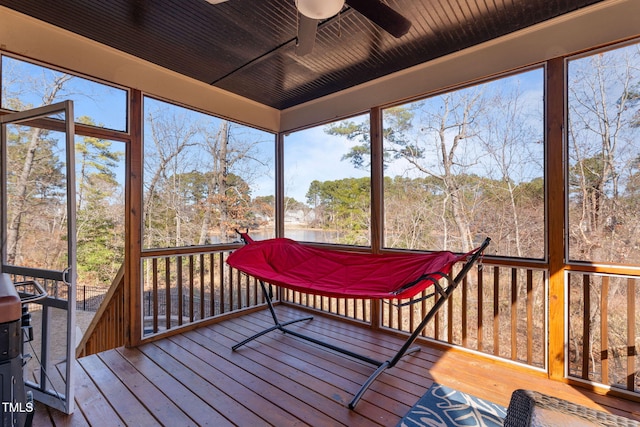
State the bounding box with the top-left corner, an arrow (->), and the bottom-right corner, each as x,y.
0,274 -> 33,427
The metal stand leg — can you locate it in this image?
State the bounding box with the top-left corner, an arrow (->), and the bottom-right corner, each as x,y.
349,238 -> 492,409
232,281 -> 313,351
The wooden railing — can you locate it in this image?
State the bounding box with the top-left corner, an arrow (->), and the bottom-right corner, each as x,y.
281,289 -> 372,324
282,263 -> 548,369
567,271 -> 639,393
136,247 -> 550,370
76,265 -> 126,357
141,249 -> 265,337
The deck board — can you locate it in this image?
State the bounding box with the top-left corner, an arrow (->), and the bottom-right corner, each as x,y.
97,350 -> 196,426
35,305 -> 640,426
146,338 -> 273,426
116,346 -> 233,427
175,330 -> 369,426
78,355 -> 159,426
67,359 -> 122,427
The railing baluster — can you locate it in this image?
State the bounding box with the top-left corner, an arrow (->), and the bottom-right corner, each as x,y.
219,253 -> 225,314
526,269 -> 533,365
177,256 -> 183,326
447,285 -> 454,343
493,266 -> 500,356
511,268 -> 517,361
581,274 -> 590,379
254,277 -> 259,305
245,273 -> 250,308
478,267 -> 484,352
412,294 -> 416,332
601,275 -> 609,384
230,268 -> 236,311
152,258 -> 158,333
200,254 -> 205,320
399,300 -> 404,332
420,291 -> 427,337
189,255 -> 194,323
210,254 -> 215,317
165,257 -> 171,331
433,290 -> 440,340
461,275 -> 468,347
627,277 -> 636,391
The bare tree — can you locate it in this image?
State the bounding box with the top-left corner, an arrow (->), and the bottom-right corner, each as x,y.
403,90 -> 486,252
199,121 -> 269,244
143,107 -> 199,247
568,45 -> 640,262
5,73 -> 73,265
479,83 -> 543,257
143,101 -> 271,247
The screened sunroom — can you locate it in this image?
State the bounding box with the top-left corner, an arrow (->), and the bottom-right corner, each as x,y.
0,0 -> 639,425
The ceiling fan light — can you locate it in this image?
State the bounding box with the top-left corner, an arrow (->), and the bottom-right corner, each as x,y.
296,0 -> 344,20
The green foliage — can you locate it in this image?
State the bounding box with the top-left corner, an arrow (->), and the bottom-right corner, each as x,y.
143,168 -> 259,247
73,118 -> 125,283
324,106 -> 415,169
7,127 -> 66,198
304,177 -> 371,244
254,195 -> 275,220
76,198 -> 122,283
620,82 -> 640,127
569,156 -> 606,191
301,171 -> 546,250
513,177 -> 544,205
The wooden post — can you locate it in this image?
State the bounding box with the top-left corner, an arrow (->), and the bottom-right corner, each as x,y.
370,106 -> 384,329
126,89 -> 143,347
275,132 -> 285,238
275,132 -> 285,303
546,57 -> 566,380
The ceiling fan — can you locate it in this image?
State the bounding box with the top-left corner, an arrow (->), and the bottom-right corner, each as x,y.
206,0 -> 412,56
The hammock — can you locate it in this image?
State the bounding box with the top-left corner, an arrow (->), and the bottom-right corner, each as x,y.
226,235 -> 468,300
226,233 -> 491,409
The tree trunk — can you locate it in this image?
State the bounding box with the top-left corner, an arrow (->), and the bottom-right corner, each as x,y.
6,128 -> 45,264
217,122 -> 230,242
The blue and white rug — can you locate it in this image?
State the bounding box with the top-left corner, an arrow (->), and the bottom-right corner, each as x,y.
397,383 -> 507,427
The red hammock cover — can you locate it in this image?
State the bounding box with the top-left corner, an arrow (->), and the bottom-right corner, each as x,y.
226,237 -> 469,299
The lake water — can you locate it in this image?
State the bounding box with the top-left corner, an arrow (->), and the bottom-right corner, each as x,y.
244,228 -> 339,243
208,228 -> 339,244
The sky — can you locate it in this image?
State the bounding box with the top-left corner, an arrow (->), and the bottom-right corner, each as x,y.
1,56 -> 128,131
283,118 -> 370,202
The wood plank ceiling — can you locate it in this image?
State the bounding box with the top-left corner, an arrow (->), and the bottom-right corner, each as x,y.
0,0 -> 603,110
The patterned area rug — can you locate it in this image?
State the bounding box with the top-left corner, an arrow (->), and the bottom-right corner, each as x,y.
397,383 -> 507,427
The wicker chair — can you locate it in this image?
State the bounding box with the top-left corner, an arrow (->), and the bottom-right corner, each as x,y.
504,389 -> 640,427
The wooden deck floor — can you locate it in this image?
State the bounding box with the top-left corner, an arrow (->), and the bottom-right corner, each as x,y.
34,305 -> 640,426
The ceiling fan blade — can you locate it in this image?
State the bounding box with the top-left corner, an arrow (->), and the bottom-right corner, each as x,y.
205,0 -> 229,4
345,0 -> 411,38
296,15 -> 318,56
